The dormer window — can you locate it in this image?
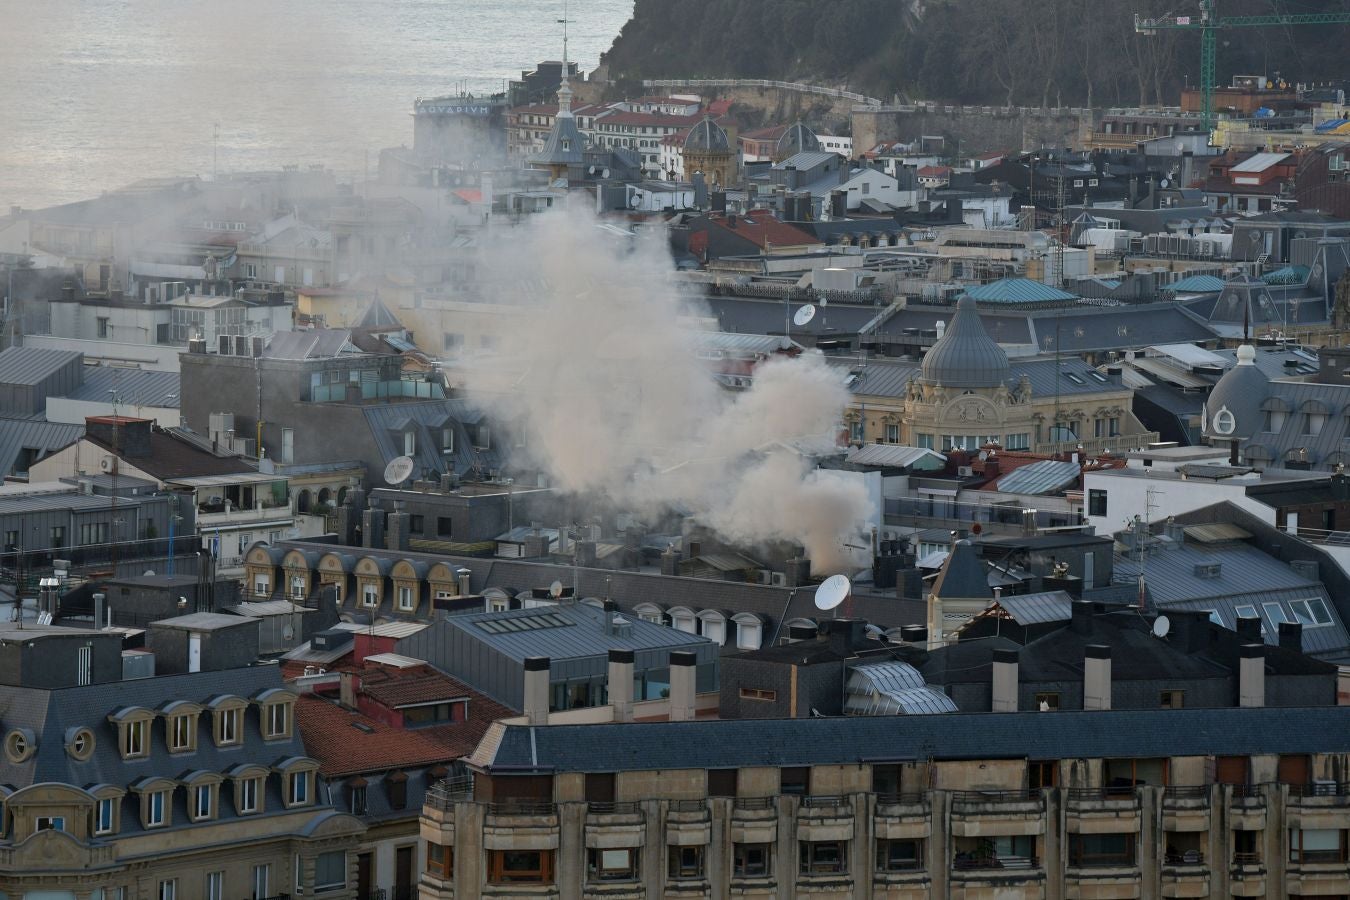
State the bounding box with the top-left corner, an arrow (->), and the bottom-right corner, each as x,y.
95,798 -> 115,835
169,715 -> 193,753
289,770 -> 311,806
217,707 -> 241,746
267,702 -> 290,739
255,690 -> 297,741
194,784 -> 213,820
109,708 -> 155,760
227,765 -> 268,816
442,426 -> 454,453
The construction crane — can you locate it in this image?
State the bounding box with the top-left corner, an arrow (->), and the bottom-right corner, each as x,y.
1134,0 -> 1350,130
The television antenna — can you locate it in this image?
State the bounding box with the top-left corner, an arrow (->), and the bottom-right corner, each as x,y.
813,574 -> 851,618
384,455 -> 415,487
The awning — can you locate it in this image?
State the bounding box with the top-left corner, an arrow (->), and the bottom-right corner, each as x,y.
168,472 -> 286,488
917,487 -> 958,497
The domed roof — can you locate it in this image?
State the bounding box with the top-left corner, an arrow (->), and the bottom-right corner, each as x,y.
1203,344 -> 1270,441
920,296 -> 1010,389
684,116 -> 731,153
776,121 -> 821,157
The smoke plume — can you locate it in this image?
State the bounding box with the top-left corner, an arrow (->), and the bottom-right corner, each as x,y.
464,202 -> 869,574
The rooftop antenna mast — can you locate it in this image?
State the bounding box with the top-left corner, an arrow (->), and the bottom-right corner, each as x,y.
1138,484 -> 1163,610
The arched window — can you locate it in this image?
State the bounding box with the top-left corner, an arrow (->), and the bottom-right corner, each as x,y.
696,610 -> 727,646
296,489 -> 312,514
667,606 -> 697,634
732,613 -> 766,650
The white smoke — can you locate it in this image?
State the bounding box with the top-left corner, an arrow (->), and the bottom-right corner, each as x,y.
463,201 -> 869,574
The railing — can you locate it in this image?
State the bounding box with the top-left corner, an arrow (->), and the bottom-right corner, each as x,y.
1069,854 -> 1137,869
1231,852 -> 1262,866
1163,851 -> 1206,866
425,778 -> 473,810
1067,786 -> 1139,801
800,795 -> 848,809
952,789 -> 1042,803
1289,781 -> 1350,797
642,77 -> 882,106
875,792 -> 927,806
1228,783 -> 1265,799
1163,785 -> 1211,800
668,799 -> 707,812
954,855 -> 1039,871
487,799 -> 556,816
733,796 -> 776,811
587,801 -> 640,815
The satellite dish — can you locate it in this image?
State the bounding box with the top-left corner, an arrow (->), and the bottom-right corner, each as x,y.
548,580 -> 563,599
384,455 -> 416,486
1160,178 -> 1171,189
793,304 -> 817,327
1153,615 -> 1171,638
814,574 -> 851,611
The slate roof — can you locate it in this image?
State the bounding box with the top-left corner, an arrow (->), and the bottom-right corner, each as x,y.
434,603 -> 713,663
476,705 -> 1350,771
932,540 -> 992,600
0,347 -> 82,385
0,416 -> 85,476
361,400 -> 496,479
707,296 -> 893,339
920,295 -> 1009,388
992,590 -> 1076,624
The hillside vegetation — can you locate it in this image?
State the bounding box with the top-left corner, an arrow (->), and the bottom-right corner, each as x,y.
603,0 -> 1350,108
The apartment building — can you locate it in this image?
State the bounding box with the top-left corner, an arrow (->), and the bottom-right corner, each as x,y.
420,701 -> 1350,899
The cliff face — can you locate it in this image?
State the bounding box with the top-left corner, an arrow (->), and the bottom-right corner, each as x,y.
602,0 -> 1350,109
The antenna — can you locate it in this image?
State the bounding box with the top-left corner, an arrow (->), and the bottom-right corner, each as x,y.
1152,615 -> 1171,638
384,455 -> 416,487
813,574 -> 851,616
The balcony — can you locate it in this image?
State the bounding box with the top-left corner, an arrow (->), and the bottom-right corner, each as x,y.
1225,784 -> 1267,830
1162,785 -> 1211,832
1065,787 -> 1142,834
731,796 -> 778,846
874,793 -> 931,841
196,502 -> 295,528
1160,851 -> 1209,899
949,790 -> 1044,838
483,799 -> 559,847
950,851 -> 1043,894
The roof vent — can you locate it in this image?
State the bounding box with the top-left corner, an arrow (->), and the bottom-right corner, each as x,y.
1193,562 -> 1222,579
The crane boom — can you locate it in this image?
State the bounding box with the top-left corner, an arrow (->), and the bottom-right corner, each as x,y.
1134,0 -> 1350,130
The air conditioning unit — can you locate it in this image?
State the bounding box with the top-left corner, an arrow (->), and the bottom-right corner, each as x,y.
100,456 -> 118,474
757,570 -> 773,585
958,465 -> 974,477
770,572 -> 787,587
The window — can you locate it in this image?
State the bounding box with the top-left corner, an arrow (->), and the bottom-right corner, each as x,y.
1289,829 -> 1346,863
1233,828 -> 1260,864
169,714 -> 194,752
95,797 -> 115,835
1290,597 -> 1333,627
436,516 -> 454,537
397,585 -> 414,611
79,522 -> 110,546
1069,833 -> 1135,867
668,845 -> 704,879
349,783 -> 366,815
1265,409 -> 1287,432
362,584 -> 378,607
733,843 -> 771,877
237,774 -> 259,813
1088,489 -> 1108,517
216,707 -> 241,746
314,850 -> 346,892
781,767 -> 810,795
97,317 -> 110,338
50,525 -> 65,549
1234,604 -> 1261,631
35,816 -> 64,831
194,783 -> 213,819
739,687 -> 776,702
289,770 -> 311,806
800,840 -> 847,874
253,864 -> 270,900
204,873 -> 223,900
885,424 -> 900,443
488,850 -> 554,884
441,427 -> 454,452
877,839 -> 923,871
1160,690 -> 1184,709
1307,413 -> 1327,436
427,842 -> 453,879
587,847 -> 638,882
915,432 -> 933,449
408,514 -> 424,533
281,429 -> 295,464
1035,692 -> 1060,711
708,769 -> 737,797
265,701 -> 291,738
1029,760 -> 1058,789
158,880 -> 176,900
124,719 -> 148,757
1005,432 -> 1030,450
1263,602 -> 1289,627
146,790 -> 167,827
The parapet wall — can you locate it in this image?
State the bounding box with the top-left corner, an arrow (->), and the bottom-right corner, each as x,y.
853,103 -> 1099,155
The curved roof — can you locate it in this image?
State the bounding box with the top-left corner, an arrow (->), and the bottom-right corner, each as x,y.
920,295 -> 1010,388
845,661 -> 959,715
684,116 -> 731,153
776,121 -> 820,157
1204,345 -> 1269,441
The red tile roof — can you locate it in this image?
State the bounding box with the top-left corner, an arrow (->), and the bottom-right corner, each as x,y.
357,665 -> 474,708
705,212 -> 821,249
917,165 -> 953,177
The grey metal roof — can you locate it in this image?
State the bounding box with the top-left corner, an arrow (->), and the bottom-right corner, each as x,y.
0,486 -> 161,516
844,661 -> 958,715
434,602 -> 713,663
362,400 -> 497,479
776,122 -> 821,157
0,347 -> 82,385
845,444 -> 946,469
992,590 -> 1076,625
684,116 -> 730,152
478,705 -> 1350,772
532,96 -> 586,167
0,416 -> 84,477
994,459 -> 1082,495
932,539 -> 993,600
264,330 -> 357,360
706,295 -> 893,339
830,354 -> 1119,401
920,295 -> 1010,388
69,367 -> 180,407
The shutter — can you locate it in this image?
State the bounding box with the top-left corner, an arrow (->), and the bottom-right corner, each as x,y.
1215,756 -> 1249,785
1277,754 -> 1310,786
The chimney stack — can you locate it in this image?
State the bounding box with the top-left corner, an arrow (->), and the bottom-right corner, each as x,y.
1278,621 -> 1303,653
660,544 -> 683,576
523,657 -> 551,725
1083,644 -> 1112,710
668,651 -> 697,721
608,649 -> 634,722
992,648 -> 1019,712
1235,615 -> 1262,644
900,624 -> 927,646
785,557 -> 812,587
339,671 -> 359,710
1239,644 -> 1265,707
1070,599 -> 1094,635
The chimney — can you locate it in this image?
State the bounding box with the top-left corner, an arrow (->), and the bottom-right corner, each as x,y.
785,557 -> 812,587
1070,599 -> 1094,635
992,648 -> 1019,712
787,624 -> 819,642
668,651 -> 697,721
362,501 -> 386,549
1278,621 -> 1303,653
456,567 -> 472,597
1083,644 -> 1112,710
660,544 -> 683,576
85,416 -> 153,458
523,657 -> 551,725
1235,615 -> 1262,644
339,671 -> 359,710
608,649 -> 634,722
385,501 -> 410,552
93,592 -> 106,630
900,625 -> 927,646
575,540 -> 597,567
1239,644 -> 1265,707
601,599 -> 619,634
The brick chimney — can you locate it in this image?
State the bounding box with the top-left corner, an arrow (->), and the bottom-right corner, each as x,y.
1278,621 -> 1303,653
